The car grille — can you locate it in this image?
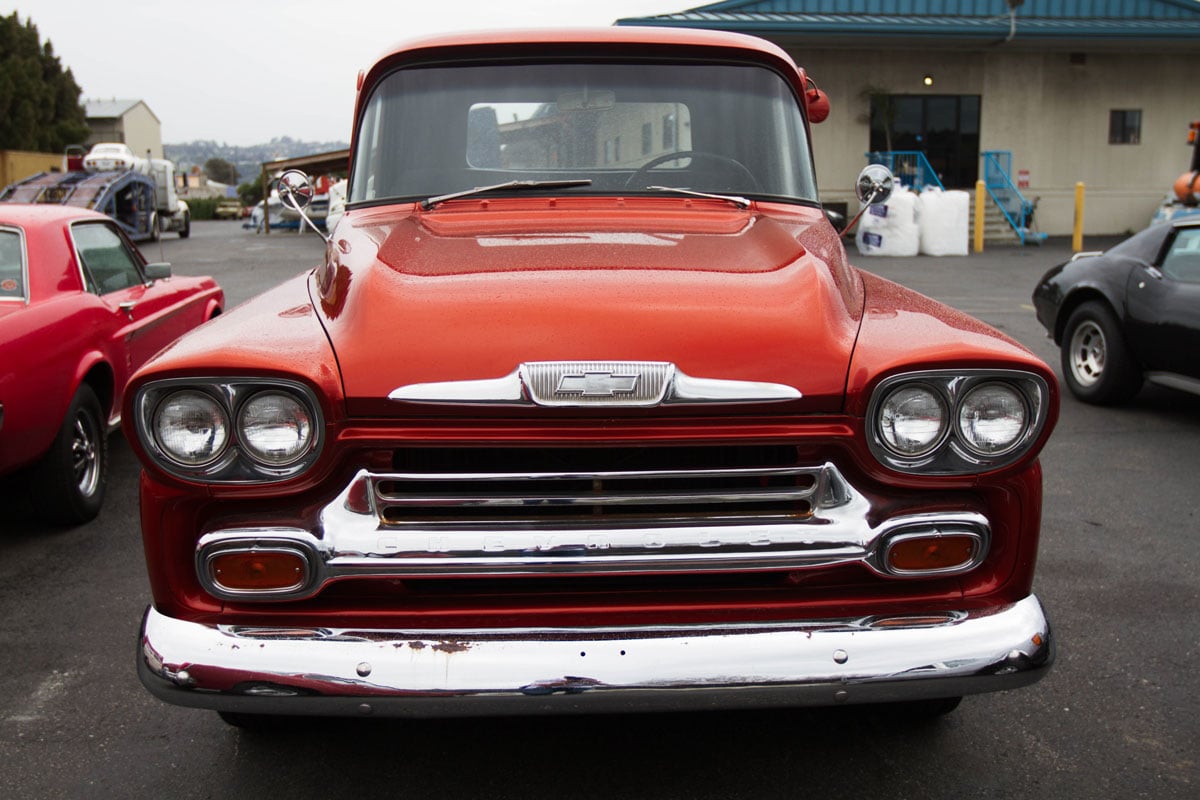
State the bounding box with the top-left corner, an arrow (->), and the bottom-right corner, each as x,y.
376,445 -> 836,528
204,445 -> 989,592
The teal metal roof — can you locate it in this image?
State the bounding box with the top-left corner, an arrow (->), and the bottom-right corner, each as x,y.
616,0 -> 1200,40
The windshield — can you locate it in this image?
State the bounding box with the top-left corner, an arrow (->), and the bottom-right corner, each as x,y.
350,61 -> 818,206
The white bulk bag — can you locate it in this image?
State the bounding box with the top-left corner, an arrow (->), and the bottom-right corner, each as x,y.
918,188 -> 970,256
855,189 -> 919,257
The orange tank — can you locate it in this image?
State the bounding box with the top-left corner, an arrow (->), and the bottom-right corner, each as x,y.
1175,171 -> 1200,205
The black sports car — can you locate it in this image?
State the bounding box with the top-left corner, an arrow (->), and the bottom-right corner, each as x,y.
1033,219 -> 1200,404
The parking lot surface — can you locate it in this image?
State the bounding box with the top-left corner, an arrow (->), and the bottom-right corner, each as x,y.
1,221 -> 1196,799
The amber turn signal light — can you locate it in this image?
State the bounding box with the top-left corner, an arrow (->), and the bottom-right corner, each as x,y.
210,550 -> 307,592
886,534 -> 978,574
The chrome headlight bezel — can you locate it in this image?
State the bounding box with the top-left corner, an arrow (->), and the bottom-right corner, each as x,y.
866,370 -> 1050,475
134,378 -> 324,483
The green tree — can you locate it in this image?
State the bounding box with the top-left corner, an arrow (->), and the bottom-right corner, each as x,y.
860,85 -> 898,153
204,157 -> 238,185
0,13 -> 89,152
237,174 -> 264,207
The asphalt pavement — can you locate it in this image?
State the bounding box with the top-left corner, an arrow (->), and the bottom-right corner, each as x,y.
0,221 -> 1196,799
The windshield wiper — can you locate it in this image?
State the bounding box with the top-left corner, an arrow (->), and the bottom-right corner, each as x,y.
421,179 -> 592,210
646,185 -> 751,209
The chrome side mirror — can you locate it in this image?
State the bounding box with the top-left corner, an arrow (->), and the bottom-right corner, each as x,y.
839,164 -> 896,235
855,164 -> 895,207
277,169 -> 314,209
276,169 -> 329,241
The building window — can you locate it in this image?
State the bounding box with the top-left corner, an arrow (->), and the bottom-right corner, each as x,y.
604,136 -> 621,165
642,122 -> 653,155
663,113 -> 676,150
1109,110 -> 1141,145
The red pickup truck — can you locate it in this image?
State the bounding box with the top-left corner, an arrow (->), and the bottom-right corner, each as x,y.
126,27 -> 1057,728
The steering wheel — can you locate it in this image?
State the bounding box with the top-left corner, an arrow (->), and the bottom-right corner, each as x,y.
624,150 -> 761,192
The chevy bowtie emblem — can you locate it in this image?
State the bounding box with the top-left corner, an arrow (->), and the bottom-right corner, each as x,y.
556,371 -> 640,397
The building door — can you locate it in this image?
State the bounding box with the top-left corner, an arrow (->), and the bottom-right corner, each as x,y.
870,95 -> 980,188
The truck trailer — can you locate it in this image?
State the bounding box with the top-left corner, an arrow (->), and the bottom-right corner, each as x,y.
0,151 -> 190,242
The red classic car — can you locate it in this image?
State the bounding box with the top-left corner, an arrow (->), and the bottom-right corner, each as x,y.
127,28 -> 1058,728
0,204 -> 222,524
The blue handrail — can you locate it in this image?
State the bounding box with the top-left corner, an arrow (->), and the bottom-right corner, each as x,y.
981,150 -> 1047,245
865,151 -> 944,192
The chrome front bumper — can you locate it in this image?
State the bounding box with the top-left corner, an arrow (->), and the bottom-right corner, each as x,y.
138,595 -> 1053,718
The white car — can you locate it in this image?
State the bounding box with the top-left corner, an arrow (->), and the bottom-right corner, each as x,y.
83,143 -> 147,174
324,178 -> 346,233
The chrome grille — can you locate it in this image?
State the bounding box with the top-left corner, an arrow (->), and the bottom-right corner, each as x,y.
374,445 -> 835,528
373,467 -> 820,526
209,450 -> 993,588
302,447 -> 907,580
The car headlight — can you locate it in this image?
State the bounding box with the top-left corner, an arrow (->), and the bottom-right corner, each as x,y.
956,383 -> 1027,456
878,384 -> 947,457
153,391 -> 229,466
868,370 -> 1050,475
135,378 -> 323,483
238,392 -> 314,466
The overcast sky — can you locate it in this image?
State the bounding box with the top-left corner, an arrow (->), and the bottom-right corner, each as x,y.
6,0 -> 702,146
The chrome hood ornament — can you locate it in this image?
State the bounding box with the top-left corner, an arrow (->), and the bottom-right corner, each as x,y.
389,362 -> 801,408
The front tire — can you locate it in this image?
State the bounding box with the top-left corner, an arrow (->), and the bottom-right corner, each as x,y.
1060,301 -> 1142,404
30,384 -> 108,525
178,212 -> 190,238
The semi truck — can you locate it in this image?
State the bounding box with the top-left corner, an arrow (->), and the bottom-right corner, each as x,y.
0,145 -> 190,241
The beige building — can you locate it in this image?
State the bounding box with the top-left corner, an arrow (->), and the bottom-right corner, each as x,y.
620,0 -> 1200,237
490,102 -> 693,170
84,99 -> 163,161
176,167 -> 230,200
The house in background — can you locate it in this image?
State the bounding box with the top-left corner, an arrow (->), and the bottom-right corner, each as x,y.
84,99 -> 163,161
176,166 -> 230,200
618,0 -> 1200,237
0,99 -> 165,188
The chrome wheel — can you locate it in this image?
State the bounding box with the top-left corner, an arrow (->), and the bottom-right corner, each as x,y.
1067,319 -> 1106,388
1059,301 -> 1142,405
71,409 -> 102,499
31,383 -> 108,524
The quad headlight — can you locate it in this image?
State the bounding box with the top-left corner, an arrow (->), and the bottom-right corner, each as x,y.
868,370 -> 1049,474
135,379 -> 322,482
237,392 -> 314,466
877,384 -> 948,457
152,390 -> 230,466
956,382 -> 1027,456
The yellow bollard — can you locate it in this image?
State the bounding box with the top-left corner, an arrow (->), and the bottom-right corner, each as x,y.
974,180 -> 986,253
1072,182 -> 1085,252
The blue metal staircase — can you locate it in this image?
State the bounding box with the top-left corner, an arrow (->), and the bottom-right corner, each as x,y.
865,151 -> 944,192
981,150 -> 1047,246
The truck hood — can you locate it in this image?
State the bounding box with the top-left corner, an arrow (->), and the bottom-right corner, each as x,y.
317,198 -> 861,416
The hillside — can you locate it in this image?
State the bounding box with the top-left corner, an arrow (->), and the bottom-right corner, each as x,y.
164,137 -> 349,184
